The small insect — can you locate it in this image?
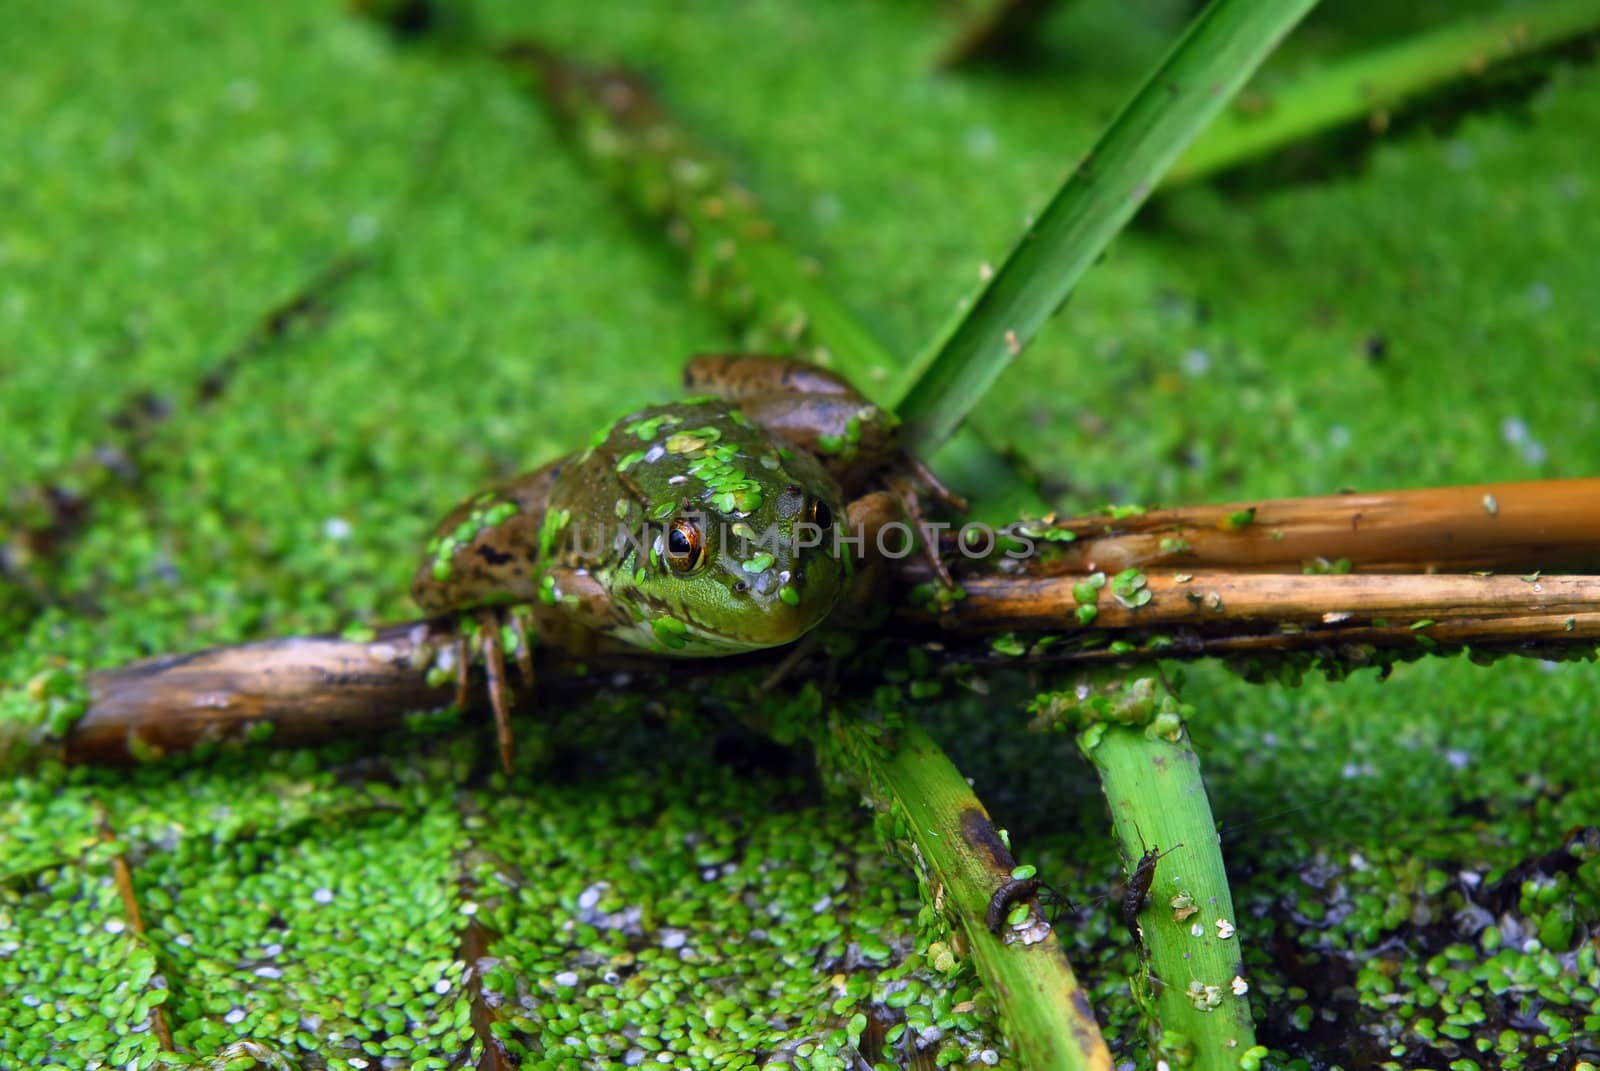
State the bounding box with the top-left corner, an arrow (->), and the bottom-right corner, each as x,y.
985,876 -> 1042,935
1035,881 -> 1079,926
1122,832 -> 1183,941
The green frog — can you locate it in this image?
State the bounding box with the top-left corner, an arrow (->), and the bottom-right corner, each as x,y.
412,355 -> 954,770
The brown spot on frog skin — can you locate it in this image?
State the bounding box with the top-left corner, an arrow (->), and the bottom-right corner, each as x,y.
475,544 -> 514,566
683,354 -> 856,399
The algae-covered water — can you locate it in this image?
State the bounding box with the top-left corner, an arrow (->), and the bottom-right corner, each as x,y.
2,2 -> 1597,1067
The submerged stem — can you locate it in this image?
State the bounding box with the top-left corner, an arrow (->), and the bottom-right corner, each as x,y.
1169,0 -> 1600,186
503,41 -> 1042,510
1080,707 -> 1256,1069
840,718 -> 1111,1071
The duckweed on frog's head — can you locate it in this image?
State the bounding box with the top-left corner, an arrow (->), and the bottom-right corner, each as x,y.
587,398 -> 849,654
412,356 -> 889,658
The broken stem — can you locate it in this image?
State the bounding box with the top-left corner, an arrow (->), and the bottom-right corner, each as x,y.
1015,479 -> 1600,575
841,718 -> 1111,1071
42,569 -> 1599,768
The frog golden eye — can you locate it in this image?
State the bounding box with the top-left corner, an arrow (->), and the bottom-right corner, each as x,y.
806,498 -> 834,530
665,518 -> 706,573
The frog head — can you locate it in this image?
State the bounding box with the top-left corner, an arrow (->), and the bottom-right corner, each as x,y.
600,403 -> 850,654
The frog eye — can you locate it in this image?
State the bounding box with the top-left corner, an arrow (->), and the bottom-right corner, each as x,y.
665,518 -> 707,573
806,497 -> 834,530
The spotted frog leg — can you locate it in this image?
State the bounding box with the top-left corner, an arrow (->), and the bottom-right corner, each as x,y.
418,466 -> 560,773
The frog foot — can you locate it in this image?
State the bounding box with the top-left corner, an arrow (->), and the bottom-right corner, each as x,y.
903,454 -> 969,515
452,607 -> 536,774
883,461 -> 966,590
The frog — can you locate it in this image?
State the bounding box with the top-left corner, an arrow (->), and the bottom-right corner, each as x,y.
412,354 -> 958,771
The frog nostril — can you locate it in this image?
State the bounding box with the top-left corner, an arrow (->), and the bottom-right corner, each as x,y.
733,579 -> 749,594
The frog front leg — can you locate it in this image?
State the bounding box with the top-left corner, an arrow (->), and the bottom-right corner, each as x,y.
473,607 -> 515,773
437,607 -> 528,773
455,586 -> 613,774
412,463 -> 563,772
443,567 -> 619,774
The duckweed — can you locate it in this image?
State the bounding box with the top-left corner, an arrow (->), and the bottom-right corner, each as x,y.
6,0 -> 1600,1067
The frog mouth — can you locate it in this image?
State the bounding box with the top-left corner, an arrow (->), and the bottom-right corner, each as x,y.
662,580 -> 839,653
618,552 -> 843,655
680,599 -> 835,652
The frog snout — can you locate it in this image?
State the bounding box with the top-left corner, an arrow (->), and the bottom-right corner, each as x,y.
741,566 -> 837,637
745,568 -> 801,612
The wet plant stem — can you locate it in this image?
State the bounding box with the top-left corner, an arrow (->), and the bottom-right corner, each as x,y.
843,718 -> 1111,1071
895,0 -> 1320,453
1080,717 -> 1256,1070
47,567 -> 1599,768
1015,478 -> 1600,576
931,571 -> 1600,632
1169,0 -> 1600,185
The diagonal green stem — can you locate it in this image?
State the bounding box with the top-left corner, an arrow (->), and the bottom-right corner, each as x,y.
894,0 -> 1319,454
1168,0 -> 1600,186
842,718 -> 1112,1071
